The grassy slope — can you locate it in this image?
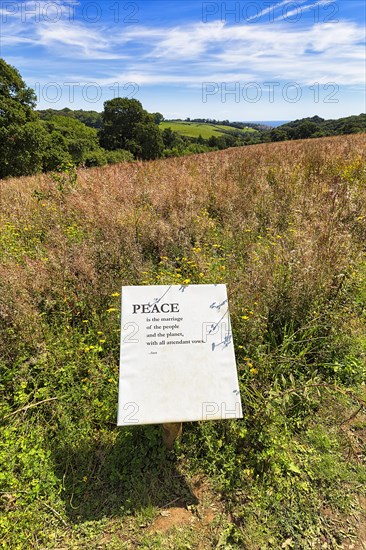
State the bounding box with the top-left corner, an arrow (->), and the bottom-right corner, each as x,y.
0,135 -> 366,549
160,120 -> 256,138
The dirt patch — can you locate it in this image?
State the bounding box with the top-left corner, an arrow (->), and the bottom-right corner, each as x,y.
149,506 -> 195,533
192,476 -> 224,524
148,475 -> 226,535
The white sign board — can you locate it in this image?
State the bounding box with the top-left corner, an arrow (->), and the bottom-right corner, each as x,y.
117,284 -> 242,426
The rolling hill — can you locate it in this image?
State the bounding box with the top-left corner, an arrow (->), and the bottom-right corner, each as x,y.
160,120 -> 257,138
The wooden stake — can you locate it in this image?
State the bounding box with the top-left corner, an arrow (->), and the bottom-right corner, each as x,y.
162,422 -> 182,450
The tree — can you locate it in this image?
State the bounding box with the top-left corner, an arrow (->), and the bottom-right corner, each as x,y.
162,127 -> 182,149
38,108 -> 103,129
41,129 -> 73,172
0,58 -> 47,178
0,58 -> 37,124
295,121 -> 320,139
0,121 -> 48,177
134,121 -> 164,160
42,115 -> 100,167
270,128 -> 288,142
152,112 -> 164,125
100,98 -> 150,150
99,97 -> 164,160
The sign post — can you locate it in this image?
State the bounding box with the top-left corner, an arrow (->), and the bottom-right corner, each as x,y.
117,284 -> 242,442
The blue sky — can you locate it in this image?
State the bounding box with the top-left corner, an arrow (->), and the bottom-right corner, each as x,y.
0,0 -> 365,120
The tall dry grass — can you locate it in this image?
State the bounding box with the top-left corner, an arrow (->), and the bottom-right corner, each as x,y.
1,135 -> 365,359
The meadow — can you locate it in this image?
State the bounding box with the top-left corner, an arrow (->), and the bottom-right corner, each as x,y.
0,134 -> 365,548
160,120 -> 257,138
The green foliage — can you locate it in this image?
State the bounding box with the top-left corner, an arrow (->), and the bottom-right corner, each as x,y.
0,59 -> 46,178
37,108 -> 103,129
105,149 -> 135,164
41,116 -> 100,167
0,121 -> 49,178
152,112 -> 164,125
184,143 -> 213,155
133,120 -> 164,160
0,58 -> 36,121
100,97 -> 164,160
50,161 -> 78,195
269,114 -> 366,142
42,130 -> 73,172
162,126 -> 184,149
100,97 -> 147,150
83,148 -> 108,167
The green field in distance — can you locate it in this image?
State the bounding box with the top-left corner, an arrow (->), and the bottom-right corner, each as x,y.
160,121 -> 257,138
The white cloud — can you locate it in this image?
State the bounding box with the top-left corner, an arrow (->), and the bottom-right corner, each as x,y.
35,21 -> 127,58
275,0 -> 334,21
1,4 -> 364,88
247,0 -> 309,21
127,19 -> 364,86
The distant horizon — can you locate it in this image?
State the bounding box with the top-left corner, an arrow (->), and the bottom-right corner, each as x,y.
162,119 -> 291,127
34,104 -> 365,122
34,106 -> 364,129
